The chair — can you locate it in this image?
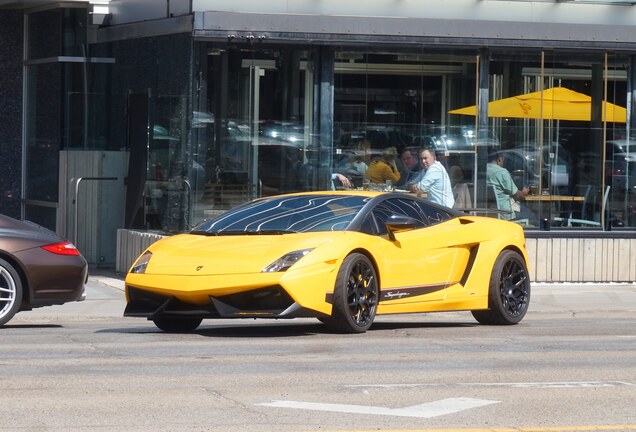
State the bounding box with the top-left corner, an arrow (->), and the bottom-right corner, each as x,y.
452,182 -> 472,209
558,185 -> 610,227
552,184 -> 590,227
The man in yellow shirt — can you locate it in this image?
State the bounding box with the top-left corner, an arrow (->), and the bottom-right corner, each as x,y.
364,146 -> 401,185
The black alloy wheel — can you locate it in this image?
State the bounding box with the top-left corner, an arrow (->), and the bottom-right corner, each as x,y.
472,249 -> 530,325
325,253 -> 379,333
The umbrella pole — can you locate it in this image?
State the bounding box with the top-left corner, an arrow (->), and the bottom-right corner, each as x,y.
538,53 -> 545,196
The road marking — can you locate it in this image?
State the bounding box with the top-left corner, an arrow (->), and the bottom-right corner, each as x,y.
346,381 -> 634,390
315,426 -> 636,431
258,397 -> 499,418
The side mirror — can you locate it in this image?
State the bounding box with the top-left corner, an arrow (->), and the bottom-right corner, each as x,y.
385,215 -> 420,241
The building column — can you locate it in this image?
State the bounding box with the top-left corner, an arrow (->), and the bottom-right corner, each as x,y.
311,47 -> 335,189
628,55 -> 636,139
476,47 -> 490,208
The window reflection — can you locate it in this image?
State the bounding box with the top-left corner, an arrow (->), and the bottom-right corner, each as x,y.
464,51 -> 635,229
181,44 -> 635,232
333,50 -> 478,199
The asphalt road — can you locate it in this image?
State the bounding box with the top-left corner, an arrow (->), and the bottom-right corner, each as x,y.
1,273 -> 635,432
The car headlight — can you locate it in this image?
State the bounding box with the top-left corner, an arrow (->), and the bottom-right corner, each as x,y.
261,249 -> 314,273
130,251 -> 152,274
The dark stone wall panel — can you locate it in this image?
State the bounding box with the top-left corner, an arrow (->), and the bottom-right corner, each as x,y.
0,11 -> 24,218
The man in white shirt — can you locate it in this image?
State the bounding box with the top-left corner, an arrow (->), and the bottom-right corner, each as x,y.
407,148 -> 455,208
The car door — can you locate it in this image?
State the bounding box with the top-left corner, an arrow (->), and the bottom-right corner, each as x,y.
367,198 -> 471,307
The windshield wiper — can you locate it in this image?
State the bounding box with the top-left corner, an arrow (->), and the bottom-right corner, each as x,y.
255,229 -> 298,235
190,230 -> 219,236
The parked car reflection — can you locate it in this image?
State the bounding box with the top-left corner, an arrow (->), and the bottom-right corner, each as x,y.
412,126 -> 499,151
498,144 -> 570,192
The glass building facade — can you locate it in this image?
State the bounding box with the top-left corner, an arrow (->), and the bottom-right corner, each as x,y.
175,45 -> 635,232
2,1 -> 636,272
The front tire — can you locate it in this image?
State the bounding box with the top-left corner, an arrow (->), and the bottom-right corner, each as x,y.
472,249 -> 530,325
0,259 -> 23,327
152,315 -> 203,333
324,253 -> 378,333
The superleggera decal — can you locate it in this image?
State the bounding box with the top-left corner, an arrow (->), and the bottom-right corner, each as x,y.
325,283 -> 456,304
379,283 -> 455,301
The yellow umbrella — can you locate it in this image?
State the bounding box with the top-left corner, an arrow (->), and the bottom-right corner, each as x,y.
448,87 -> 626,123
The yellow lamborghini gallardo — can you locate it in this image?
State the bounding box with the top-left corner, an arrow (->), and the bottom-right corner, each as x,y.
124,190 -> 530,333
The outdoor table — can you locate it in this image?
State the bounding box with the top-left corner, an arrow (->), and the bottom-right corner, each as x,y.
525,195 -> 585,202
525,194 -> 585,225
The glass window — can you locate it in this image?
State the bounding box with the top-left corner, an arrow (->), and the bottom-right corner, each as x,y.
371,197 -> 453,234
474,51 -> 630,229
25,63 -> 61,204
24,204 -> 56,230
446,49 -> 633,230
603,53 -> 634,230
333,48 -> 478,205
144,95 -> 191,232
63,62 -> 113,150
107,33 -> 195,233
359,214 -> 378,235
191,43 -> 633,232
194,46 -> 317,228
413,200 -> 456,225
372,199 -> 427,230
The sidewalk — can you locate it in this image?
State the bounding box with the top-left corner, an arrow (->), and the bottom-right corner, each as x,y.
88,268 -> 125,291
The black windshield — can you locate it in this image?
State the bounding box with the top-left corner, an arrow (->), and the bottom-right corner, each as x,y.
192,195 -> 369,235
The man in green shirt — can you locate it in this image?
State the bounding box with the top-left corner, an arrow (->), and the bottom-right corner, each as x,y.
486,151 -> 529,220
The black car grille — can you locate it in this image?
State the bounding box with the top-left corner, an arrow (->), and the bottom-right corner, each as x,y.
125,287 -> 217,317
125,285 -> 296,318
215,285 -> 294,312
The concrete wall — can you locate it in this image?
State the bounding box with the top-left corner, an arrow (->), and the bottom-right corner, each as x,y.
526,237 -> 636,282
105,0 -> 636,35
190,0 -> 636,27
116,229 -> 636,283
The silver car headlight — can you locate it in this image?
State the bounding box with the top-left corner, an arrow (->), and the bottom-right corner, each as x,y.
261,249 -> 314,273
131,251 -> 152,274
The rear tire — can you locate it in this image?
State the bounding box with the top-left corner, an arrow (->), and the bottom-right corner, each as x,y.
323,253 -> 378,333
0,259 -> 22,327
472,249 -> 530,325
152,315 -> 203,332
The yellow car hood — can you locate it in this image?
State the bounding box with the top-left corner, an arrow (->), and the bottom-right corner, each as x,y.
143,231 -> 346,276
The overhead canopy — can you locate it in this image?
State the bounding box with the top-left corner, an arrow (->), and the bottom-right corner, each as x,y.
448,87 -> 626,123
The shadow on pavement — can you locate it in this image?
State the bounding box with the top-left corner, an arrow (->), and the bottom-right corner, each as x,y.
97,319 -> 477,338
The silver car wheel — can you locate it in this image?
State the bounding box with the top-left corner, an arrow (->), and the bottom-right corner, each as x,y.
0,260 -> 22,326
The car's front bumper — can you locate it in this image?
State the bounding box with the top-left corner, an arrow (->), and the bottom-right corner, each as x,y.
124,284 -> 320,319
124,260 -> 340,319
